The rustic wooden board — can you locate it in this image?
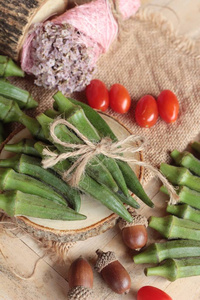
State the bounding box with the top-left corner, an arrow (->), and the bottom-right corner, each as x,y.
0,1 -> 200,300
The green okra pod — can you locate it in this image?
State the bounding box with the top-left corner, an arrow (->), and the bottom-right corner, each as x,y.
149,215 -> 200,241
54,93 -> 117,141
167,203 -> 200,224
37,113 -> 118,192
4,139 -> 40,157
133,240 -> 200,264
0,55 -> 24,78
0,80 -> 37,109
53,92 -> 131,196
191,141 -> 200,153
78,174 -> 133,222
0,168 -> 68,207
171,149 -> 200,176
0,154 -> 82,212
117,160 -> 154,207
0,190 -> 86,220
35,142 -> 134,221
160,163 -> 200,192
145,257 -> 200,281
0,97 -> 44,140
58,94 -> 152,207
117,191 -> 140,209
160,185 -> 200,210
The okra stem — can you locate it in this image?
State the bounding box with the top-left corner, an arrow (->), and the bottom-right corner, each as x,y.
133,240 -> 200,264
167,204 -> 200,224
0,80 -> 37,109
0,55 -> 24,78
0,190 -> 86,220
191,141 -> 200,153
4,139 -> 40,157
53,92 -> 129,195
171,149 -> 200,176
37,114 -> 119,192
0,97 -> 44,140
0,154 -> 82,212
160,163 -> 200,192
160,185 -> 200,210
35,142 -> 134,221
149,215 -> 200,240
0,168 -> 68,206
145,258 -> 200,281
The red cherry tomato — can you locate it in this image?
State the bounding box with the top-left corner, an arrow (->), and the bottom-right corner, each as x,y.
157,90 -> 179,123
109,83 -> 131,114
137,286 -> 172,300
86,79 -> 109,112
135,95 -> 158,128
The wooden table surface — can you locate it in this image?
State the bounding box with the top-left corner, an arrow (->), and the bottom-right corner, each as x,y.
1,1 -> 200,300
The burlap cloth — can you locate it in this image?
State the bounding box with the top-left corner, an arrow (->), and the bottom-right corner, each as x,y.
8,8 -> 200,185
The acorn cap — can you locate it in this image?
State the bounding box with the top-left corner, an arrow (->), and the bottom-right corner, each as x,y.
118,208 -> 148,230
68,286 -> 94,300
95,249 -> 117,273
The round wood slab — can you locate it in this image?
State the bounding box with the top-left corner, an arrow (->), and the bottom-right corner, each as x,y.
0,113 -> 143,243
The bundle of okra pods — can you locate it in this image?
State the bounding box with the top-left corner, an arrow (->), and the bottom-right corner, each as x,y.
134,145 -> 200,281
0,57 -> 154,222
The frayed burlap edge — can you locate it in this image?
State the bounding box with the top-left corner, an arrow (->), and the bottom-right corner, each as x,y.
135,8 -> 200,60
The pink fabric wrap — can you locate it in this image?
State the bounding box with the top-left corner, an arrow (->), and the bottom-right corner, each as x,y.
52,0 -> 118,53
117,0 -> 140,20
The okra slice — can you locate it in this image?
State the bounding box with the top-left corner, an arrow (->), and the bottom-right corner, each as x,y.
0,190 -> 86,220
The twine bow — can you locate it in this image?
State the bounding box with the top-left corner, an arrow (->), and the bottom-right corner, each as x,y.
42,118 -> 179,204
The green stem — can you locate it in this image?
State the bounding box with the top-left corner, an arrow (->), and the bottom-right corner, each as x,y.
134,240 -> 200,264
0,154 -> 82,212
0,168 -> 68,207
145,258 -> 200,281
167,203 -> 200,223
0,55 -> 24,77
191,141 -> 200,153
149,215 -> 200,240
160,185 -> 200,210
4,139 -> 40,157
37,114 -> 118,192
0,97 -> 44,140
0,190 -> 86,220
0,80 -> 37,109
160,163 -> 200,192
171,149 -> 200,176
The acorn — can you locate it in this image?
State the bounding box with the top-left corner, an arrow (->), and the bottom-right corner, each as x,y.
95,249 -> 131,294
67,257 -> 94,300
119,208 -> 148,250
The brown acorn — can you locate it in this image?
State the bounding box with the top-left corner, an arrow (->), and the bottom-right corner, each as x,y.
68,257 -> 94,300
95,249 -> 131,294
119,208 -> 148,250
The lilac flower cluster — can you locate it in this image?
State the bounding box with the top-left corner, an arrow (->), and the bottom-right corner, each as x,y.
30,22 -> 96,94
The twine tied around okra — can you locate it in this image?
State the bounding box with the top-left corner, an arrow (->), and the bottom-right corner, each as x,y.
42,118 -> 179,205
